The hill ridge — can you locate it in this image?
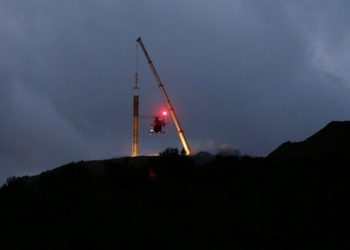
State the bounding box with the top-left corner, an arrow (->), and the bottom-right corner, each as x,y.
267,120 -> 350,161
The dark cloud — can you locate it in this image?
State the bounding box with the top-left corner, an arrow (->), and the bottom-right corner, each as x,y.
1,1 -> 350,184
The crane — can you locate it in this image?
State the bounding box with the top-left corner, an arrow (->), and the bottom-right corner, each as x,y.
136,37 -> 191,155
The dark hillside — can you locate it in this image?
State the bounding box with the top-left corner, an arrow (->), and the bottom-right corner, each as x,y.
267,121 -> 350,162
1,124 -> 350,249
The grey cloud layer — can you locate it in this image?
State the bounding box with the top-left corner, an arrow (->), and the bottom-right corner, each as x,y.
1,0 -> 350,183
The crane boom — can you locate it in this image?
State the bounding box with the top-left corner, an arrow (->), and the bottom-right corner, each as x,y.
136,37 -> 191,155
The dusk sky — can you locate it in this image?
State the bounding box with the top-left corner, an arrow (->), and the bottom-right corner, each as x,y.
1,0 -> 350,184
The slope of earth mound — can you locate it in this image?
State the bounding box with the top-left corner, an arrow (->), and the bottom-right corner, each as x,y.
267,121 -> 350,162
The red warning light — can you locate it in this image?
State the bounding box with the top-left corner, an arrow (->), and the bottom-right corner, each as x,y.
148,168 -> 158,180
162,111 -> 167,116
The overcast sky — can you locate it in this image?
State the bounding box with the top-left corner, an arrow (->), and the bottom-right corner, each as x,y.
1,0 -> 350,184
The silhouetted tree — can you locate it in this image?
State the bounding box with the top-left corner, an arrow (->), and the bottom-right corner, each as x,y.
159,147 -> 179,157
5,176 -> 20,186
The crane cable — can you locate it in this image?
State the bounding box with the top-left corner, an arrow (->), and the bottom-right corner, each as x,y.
135,42 -> 139,87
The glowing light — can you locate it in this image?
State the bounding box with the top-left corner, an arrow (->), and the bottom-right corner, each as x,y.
148,168 -> 158,180
162,111 -> 167,116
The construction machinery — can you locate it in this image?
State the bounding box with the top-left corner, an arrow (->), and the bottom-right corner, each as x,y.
136,37 -> 191,155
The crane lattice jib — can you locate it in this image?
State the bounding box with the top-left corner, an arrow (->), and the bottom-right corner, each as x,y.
136,37 -> 191,155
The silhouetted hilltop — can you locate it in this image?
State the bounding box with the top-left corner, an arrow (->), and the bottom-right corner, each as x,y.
267,121 -> 350,162
1,124 -> 350,248
15,152 -> 214,191
190,151 -> 214,165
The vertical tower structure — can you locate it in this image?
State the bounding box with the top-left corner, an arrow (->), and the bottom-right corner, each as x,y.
132,74 -> 139,157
